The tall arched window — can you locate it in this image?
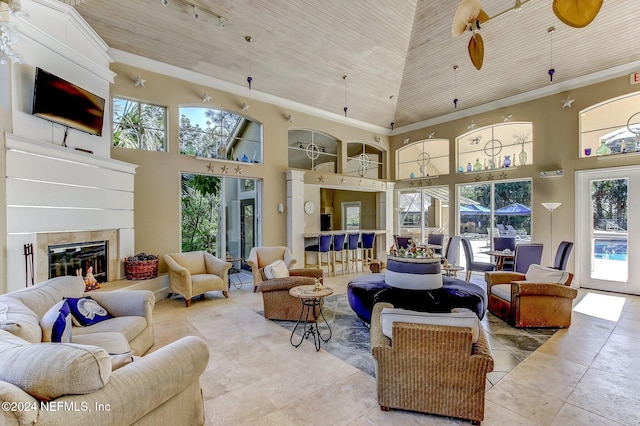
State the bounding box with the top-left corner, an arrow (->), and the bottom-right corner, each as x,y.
456,122 -> 533,172
288,129 -> 339,172
346,141 -> 384,179
396,139 -> 449,180
179,107 -> 263,163
580,91 -> 640,157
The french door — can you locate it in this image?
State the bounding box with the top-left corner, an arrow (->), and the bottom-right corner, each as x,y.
576,166 -> 640,294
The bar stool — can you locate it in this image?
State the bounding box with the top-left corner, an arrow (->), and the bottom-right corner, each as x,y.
359,232 -> 376,271
346,232 -> 360,273
331,233 -> 347,275
304,234 -> 333,276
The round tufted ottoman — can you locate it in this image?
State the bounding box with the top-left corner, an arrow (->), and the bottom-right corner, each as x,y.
347,274 -> 487,323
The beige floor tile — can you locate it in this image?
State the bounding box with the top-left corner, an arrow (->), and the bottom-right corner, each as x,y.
482,400 -> 539,425
485,379 -> 566,424
591,333 -> 640,381
551,403 -> 625,425
205,383 -> 276,425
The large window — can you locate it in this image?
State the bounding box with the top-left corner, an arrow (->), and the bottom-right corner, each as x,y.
346,142 -> 384,179
396,139 -> 449,180
288,129 -> 339,172
580,91 -> 640,157
179,107 -> 262,163
181,173 -> 261,260
456,122 -> 533,172
113,97 -> 167,151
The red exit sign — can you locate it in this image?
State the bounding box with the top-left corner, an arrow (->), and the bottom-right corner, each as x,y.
631,72 -> 640,84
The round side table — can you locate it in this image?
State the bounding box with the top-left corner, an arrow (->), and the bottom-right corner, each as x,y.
289,285 -> 333,351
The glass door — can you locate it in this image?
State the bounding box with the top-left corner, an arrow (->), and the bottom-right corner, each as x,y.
577,166 -> 639,294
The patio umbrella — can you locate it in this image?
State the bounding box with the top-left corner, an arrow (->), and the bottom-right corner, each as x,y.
495,203 -> 531,215
460,204 -> 490,214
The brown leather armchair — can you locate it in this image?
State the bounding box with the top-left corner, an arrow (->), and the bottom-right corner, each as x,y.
370,302 -> 493,425
485,266 -> 577,328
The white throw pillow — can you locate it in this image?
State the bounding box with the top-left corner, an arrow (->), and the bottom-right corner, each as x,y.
40,300 -> 73,343
380,307 -> 480,342
0,330 -> 111,401
525,264 -> 570,284
264,260 -> 290,279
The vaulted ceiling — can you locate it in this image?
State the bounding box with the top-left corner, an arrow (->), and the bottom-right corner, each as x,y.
63,0 -> 639,130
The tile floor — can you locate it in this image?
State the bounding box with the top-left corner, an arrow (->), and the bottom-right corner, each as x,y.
149,271 -> 640,425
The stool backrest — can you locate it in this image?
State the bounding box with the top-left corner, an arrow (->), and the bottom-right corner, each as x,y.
361,232 -> 376,249
318,234 -> 332,253
332,233 -> 346,251
347,233 -> 360,250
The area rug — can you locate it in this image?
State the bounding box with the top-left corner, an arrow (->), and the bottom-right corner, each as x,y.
266,293 -> 556,378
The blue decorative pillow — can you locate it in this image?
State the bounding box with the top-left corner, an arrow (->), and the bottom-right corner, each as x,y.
41,300 -> 73,343
65,297 -> 112,326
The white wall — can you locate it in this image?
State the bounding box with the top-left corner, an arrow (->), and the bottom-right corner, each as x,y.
2,0 -> 137,292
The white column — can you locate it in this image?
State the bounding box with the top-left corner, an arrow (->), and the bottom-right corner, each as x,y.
287,170 -> 306,265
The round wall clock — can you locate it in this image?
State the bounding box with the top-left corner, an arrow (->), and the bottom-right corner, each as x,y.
304,201 -> 315,215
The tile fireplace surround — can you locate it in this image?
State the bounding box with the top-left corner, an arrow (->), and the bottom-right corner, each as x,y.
36,230 -> 119,283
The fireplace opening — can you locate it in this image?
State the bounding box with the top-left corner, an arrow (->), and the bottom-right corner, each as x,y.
48,240 -> 108,283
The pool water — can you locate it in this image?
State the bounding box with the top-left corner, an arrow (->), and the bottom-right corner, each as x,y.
594,239 -> 628,261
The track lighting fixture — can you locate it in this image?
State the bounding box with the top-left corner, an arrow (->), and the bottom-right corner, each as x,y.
159,1 -> 229,26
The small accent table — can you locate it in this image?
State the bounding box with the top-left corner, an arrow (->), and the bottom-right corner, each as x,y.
442,264 -> 464,277
225,258 -> 243,289
289,285 -> 333,351
482,250 -> 515,271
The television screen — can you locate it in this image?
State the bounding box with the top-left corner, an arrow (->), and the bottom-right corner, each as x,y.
32,68 -> 105,136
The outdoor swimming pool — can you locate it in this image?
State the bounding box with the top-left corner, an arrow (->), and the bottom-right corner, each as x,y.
594,238 -> 628,261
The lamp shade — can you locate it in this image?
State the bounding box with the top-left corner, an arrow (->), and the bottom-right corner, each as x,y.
541,202 -> 562,211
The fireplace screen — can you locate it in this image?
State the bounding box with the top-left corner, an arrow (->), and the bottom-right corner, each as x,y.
48,240 -> 108,283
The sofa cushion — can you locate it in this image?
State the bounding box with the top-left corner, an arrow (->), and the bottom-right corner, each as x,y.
384,259 -> 442,290
525,264 -> 571,284
380,307 -> 480,342
3,276 -> 85,319
72,316 -> 147,343
41,300 -> 73,343
0,297 -> 42,343
491,284 -> 512,302
65,296 -> 113,326
71,331 -> 130,354
264,260 -> 290,279
0,330 -> 111,401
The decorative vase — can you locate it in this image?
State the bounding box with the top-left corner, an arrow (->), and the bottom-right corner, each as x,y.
518,147 -> 527,166
466,162 -> 472,172
503,155 -> 511,168
473,158 -> 482,171
596,140 -> 612,156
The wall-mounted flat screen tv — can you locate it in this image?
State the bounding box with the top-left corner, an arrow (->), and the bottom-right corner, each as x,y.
32,67 -> 105,136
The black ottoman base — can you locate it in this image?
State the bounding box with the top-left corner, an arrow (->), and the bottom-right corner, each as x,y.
347,274 -> 487,323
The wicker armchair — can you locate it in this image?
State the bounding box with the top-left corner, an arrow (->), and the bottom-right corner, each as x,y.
257,268 -> 324,321
485,268 -> 576,328
370,303 -> 493,425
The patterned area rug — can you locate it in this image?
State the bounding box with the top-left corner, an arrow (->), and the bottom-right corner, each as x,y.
267,293 -> 556,378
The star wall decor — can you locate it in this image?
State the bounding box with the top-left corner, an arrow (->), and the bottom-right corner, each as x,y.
486,173 -> 494,181
502,113 -> 513,122
427,132 -> 436,139
340,177 -> 347,185
241,102 -> 250,112
561,95 -> 575,108
318,175 -> 325,183
202,92 -> 211,103
500,171 -> 508,179
206,162 -> 214,172
359,179 -> 363,186
133,75 -> 146,88
403,138 -> 410,145
220,165 -> 229,174
234,166 -> 243,175
410,181 -> 415,187
467,120 -> 477,130
475,175 -> 482,182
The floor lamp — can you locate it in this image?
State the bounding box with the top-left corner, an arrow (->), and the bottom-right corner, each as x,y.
541,202 -> 562,264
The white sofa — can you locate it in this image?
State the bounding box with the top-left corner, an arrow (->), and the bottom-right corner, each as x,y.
0,276 -> 210,425
0,276 -> 154,355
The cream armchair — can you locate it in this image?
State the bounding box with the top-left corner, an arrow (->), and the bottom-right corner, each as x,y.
246,246 -> 297,292
164,251 -> 231,307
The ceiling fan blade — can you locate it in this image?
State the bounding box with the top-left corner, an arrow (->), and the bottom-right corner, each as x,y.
468,33 -> 484,70
553,0 -> 603,28
452,0 -> 482,36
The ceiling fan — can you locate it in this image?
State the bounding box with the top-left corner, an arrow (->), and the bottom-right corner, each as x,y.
451,0 -> 489,70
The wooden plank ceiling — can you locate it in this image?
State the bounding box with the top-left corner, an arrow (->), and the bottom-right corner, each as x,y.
63,0 -> 639,129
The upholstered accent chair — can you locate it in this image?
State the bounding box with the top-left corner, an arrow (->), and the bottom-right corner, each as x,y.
512,243 -> 544,273
164,251 -> 231,307
247,246 -> 296,292
257,267 -> 324,321
485,264 -> 577,328
461,237 -> 495,281
370,302 -> 493,425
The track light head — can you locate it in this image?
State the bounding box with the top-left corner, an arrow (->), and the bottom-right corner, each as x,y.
161,0 -> 168,5
192,6 -> 199,20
